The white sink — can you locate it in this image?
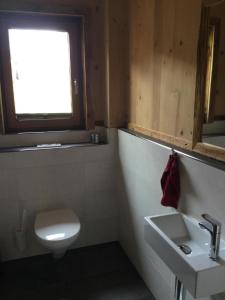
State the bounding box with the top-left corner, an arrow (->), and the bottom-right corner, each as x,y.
144,212 -> 225,298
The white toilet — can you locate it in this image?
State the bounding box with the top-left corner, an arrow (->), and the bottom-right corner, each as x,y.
34,208 -> 81,259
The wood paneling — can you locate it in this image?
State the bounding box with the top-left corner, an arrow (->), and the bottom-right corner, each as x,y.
104,0 -> 129,128
0,0 -> 98,11
128,123 -> 191,150
0,0 -> 107,128
127,0 -> 202,146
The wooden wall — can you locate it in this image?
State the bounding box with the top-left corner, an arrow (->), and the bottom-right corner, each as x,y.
127,0 -> 202,149
0,0 -> 108,128
105,0 -> 129,128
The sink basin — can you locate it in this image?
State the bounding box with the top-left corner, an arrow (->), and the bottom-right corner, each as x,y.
144,212 -> 225,298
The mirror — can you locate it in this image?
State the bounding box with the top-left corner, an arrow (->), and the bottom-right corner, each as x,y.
199,0 -> 225,148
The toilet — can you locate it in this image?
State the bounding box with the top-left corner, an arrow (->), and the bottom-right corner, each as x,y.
34,208 -> 81,259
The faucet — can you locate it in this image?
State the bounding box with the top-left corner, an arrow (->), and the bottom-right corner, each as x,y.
199,214 -> 221,261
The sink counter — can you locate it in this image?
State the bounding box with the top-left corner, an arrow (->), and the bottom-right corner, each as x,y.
144,213 -> 225,298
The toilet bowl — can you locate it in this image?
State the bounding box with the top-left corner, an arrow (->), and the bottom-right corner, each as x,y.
34,208 -> 80,259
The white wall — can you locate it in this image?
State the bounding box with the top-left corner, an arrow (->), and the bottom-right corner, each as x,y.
0,129 -> 118,261
117,130 -> 225,300
2,127 -> 225,300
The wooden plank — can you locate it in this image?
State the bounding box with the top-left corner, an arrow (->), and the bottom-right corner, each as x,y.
105,0 -> 129,128
128,123 -> 192,150
0,0 -> 100,14
168,0 -> 201,140
86,0 -> 107,128
128,0 -> 155,129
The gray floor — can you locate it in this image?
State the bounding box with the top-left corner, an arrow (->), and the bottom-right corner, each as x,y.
0,242 -> 155,300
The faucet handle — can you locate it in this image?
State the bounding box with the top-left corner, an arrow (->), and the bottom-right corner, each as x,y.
202,214 -> 221,233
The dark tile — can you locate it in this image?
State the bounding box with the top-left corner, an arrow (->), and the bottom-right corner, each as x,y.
0,242 -> 155,300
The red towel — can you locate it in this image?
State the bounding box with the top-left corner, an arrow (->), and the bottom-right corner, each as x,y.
161,153 -> 180,209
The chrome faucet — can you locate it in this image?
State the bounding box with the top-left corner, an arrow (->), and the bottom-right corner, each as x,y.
199,214 -> 221,261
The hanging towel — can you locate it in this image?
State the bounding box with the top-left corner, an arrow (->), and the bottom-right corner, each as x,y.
161,153 -> 180,209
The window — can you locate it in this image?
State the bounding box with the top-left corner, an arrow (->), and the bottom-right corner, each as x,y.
0,13 -> 85,132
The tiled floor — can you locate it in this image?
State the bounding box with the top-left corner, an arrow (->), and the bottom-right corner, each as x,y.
0,242 -> 155,300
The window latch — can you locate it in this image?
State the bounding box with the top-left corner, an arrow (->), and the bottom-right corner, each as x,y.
73,80 -> 79,95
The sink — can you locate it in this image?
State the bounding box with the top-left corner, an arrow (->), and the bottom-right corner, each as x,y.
144,212 -> 225,298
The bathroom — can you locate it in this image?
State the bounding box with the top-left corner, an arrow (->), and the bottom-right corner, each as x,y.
0,0 -> 225,300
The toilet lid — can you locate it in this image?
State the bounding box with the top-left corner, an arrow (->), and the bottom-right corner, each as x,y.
35,209 -> 80,241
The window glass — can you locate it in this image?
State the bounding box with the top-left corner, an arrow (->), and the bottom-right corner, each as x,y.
8,29 -> 73,115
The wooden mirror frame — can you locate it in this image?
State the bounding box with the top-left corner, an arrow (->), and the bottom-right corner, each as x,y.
193,0 -> 225,161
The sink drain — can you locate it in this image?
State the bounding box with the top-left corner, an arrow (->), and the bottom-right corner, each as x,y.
179,244 -> 192,255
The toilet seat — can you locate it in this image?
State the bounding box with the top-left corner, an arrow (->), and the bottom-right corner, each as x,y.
35,208 -> 80,242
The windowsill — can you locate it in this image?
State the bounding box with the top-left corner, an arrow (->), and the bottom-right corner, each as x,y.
0,142 -> 107,153
0,127 -> 107,151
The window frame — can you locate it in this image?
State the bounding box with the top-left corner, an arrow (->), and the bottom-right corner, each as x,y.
0,13 -> 85,133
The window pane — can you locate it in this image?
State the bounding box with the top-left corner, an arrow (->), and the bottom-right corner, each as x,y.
8,29 -> 73,115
